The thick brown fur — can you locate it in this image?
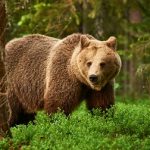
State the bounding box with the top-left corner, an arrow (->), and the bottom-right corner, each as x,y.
86,81 -> 115,112
5,33 -> 121,126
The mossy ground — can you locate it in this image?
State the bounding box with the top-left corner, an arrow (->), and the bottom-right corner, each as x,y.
0,98 -> 150,150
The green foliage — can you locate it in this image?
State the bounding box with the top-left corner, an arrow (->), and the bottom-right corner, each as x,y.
6,0 -> 101,39
0,101 -> 150,150
131,35 -> 150,94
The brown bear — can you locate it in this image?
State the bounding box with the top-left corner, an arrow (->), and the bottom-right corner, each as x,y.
5,33 -> 121,126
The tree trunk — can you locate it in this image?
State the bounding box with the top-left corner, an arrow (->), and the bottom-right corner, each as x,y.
0,0 -> 11,138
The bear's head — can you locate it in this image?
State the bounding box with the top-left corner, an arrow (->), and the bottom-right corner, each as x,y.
71,35 -> 121,91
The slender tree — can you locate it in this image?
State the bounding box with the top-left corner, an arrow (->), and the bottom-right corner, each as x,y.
0,0 -> 11,138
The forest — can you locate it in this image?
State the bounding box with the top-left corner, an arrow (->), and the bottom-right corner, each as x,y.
0,0 -> 150,149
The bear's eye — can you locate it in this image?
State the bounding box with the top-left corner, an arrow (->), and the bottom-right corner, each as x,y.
100,62 -> 106,68
87,61 -> 92,67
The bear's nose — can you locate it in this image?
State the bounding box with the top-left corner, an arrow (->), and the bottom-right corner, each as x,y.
89,74 -> 98,83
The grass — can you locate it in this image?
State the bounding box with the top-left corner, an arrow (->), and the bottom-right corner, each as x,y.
0,98 -> 150,150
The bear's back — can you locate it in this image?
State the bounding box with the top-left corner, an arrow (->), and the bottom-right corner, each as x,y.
5,34 -> 58,72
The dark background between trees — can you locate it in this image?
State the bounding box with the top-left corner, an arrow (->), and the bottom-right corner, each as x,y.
0,0 -> 150,136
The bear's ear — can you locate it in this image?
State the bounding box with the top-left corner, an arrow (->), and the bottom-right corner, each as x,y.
106,36 -> 117,50
80,35 -> 90,49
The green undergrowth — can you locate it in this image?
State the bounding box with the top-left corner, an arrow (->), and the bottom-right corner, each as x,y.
0,99 -> 150,150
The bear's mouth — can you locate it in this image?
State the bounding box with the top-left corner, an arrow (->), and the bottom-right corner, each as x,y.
92,85 -> 102,91
90,82 -> 102,91
92,82 -> 100,87
90,80 -> 107,91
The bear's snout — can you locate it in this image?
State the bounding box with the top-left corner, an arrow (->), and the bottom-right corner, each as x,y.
89,74 -> 98,83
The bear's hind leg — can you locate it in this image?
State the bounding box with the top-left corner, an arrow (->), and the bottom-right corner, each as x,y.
7,91 -> 22,126
8,91 -> 35,127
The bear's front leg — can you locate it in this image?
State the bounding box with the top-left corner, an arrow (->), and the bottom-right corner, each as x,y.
44,81 -> 82,116
86,81 -> 115,112
44,91 -> 81,116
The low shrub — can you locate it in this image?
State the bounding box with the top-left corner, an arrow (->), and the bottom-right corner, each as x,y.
0,99 -> 150,150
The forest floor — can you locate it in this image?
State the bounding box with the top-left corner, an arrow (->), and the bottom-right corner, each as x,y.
0,97 -> 150,150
